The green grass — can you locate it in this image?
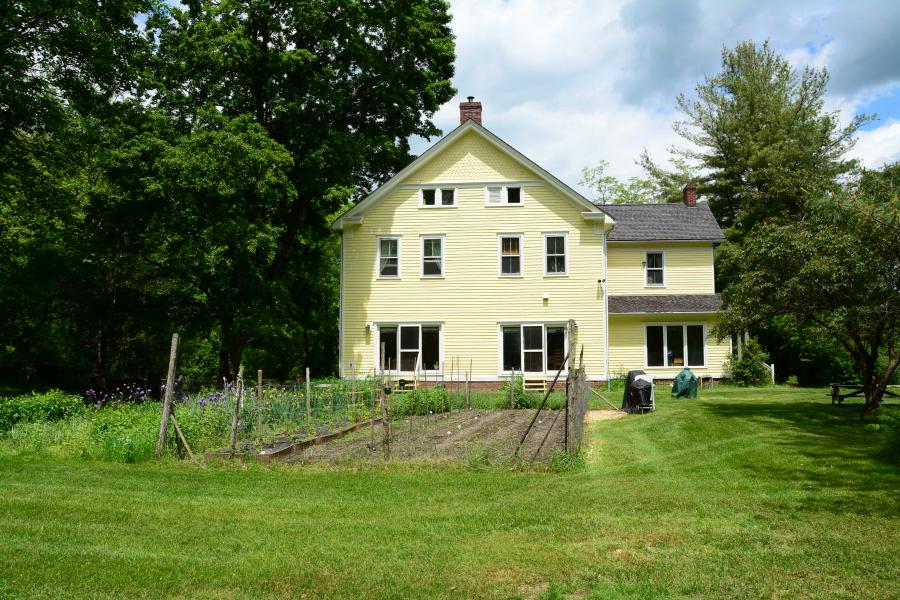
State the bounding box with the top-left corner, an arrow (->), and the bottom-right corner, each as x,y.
1,386 -> 898,599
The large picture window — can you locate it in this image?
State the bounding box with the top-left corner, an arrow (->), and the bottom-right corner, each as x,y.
378,324 -> 442,372
645,324 -> 705,367
500,324 -> 568,374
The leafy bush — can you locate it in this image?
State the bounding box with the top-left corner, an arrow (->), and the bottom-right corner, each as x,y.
726,338 -> 771,387
499,376 -> 527,408
0,390 -> 85,432
392,385 -> 451,416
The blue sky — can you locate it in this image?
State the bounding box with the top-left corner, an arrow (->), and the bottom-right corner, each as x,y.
411,0 -> 900,196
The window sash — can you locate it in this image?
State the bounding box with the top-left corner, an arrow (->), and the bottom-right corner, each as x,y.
485,186 -> 524,205
544,234 -> 567,275
646,324 -> 705,367
646,252 -> 664,286
422,236 -> 443,277
421,187 -> 455,207
378,324 -> 443,373
500,235 -> 522,275
378,237 -> 400,277
501,324 -> 568,374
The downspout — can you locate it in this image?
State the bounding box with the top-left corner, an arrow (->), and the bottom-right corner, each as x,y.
338,231 -> 345,379
603,229 -> 610,384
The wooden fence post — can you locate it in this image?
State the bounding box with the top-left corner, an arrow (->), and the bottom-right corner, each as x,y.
256,369 -> 263,442
305,367 -> 311,421
156,333 -> 179,458
565,319 -> 576,453
225,365 -> 244,454
380,342 -> 389,460
510,368 -> 515,409
466,369 -> 471,410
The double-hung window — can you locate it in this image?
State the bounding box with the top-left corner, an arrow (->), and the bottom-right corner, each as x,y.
645,251 -> 664,286
499,234 -> 523,276
646,324 -> 705,367
486,186 -> 523,205
544,233 -> 567,275
421,235 -> 443,277
501,324 -> 567,374
378,324 -> 442,372
421,187 -> 456,207
377,237 -> 400,278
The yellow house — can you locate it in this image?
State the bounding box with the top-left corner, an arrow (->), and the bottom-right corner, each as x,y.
333,98 -> 729,384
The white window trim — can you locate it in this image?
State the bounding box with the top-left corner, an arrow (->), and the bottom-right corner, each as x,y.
543,232 -> 568,277
419,186 -> 457,208
374,323 -> 444,375
376,235 -> 402,279
497,323 -> 569,376
643,322 -> 707,369
420,234 -> 445,278
645,250 -> 665,287
484,185 -> 526,206
498,233 -> 524,277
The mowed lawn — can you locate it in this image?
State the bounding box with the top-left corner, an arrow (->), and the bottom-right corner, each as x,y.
1,387 -> 898,599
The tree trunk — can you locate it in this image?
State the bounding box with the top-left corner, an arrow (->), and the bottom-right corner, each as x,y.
218,318 -> 246,382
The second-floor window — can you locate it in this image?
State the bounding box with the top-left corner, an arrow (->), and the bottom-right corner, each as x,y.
421,187 -> 456,207
544,234 -> 567,275
378,236 -> 400,278
645,251 -> 664,286
499,234 -> 522,276
421,235 -> 443,277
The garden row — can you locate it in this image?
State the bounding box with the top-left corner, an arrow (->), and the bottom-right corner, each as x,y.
0,378 -> 563,463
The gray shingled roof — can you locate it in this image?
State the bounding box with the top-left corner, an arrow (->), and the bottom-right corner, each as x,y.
608,294 -> 723,314
600,203 -> 725,242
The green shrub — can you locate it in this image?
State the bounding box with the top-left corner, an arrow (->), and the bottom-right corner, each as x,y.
392,385 -> 451,416
725,338 -> 771,387
499,375 -> 528,408
0,390 -> 85,432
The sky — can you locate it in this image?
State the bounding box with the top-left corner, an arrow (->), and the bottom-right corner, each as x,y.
410,0 -> 900,197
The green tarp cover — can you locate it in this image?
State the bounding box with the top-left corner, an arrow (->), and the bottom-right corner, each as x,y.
672,368 -> 699,398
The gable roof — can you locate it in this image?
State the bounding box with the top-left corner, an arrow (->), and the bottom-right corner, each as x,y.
608,294 -> 722,314
601,203 -> 725,242
332,120 -> 607,230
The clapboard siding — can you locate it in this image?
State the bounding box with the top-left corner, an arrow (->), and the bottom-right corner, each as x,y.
606,243 -> 715,295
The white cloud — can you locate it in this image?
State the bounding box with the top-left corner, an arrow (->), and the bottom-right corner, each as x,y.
849,120 -> 900,168
412,0 -> 900,196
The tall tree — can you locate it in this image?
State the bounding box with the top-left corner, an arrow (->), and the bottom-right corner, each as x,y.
718,164 -> 900,409
672,40 -> 867,239
146,0 -> 456,378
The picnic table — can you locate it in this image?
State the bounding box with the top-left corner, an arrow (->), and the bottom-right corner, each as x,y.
830,383 -> 900,404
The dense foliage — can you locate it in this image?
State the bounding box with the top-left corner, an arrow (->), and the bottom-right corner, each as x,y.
719,165 -> 900,408
1,1 -> 456,388
725,338 -> 771,387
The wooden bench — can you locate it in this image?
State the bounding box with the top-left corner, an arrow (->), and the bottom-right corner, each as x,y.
830,383 -> 900,404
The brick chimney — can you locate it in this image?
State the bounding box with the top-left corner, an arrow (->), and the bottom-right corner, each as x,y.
459,96 -> 482,124
682,184 -> 697,207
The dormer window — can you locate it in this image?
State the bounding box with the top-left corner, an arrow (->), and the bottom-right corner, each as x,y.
486,186 -> 524,205
420,187 -> 456,207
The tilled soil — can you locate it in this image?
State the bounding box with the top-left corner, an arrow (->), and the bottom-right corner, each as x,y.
285,408 -> 566,465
